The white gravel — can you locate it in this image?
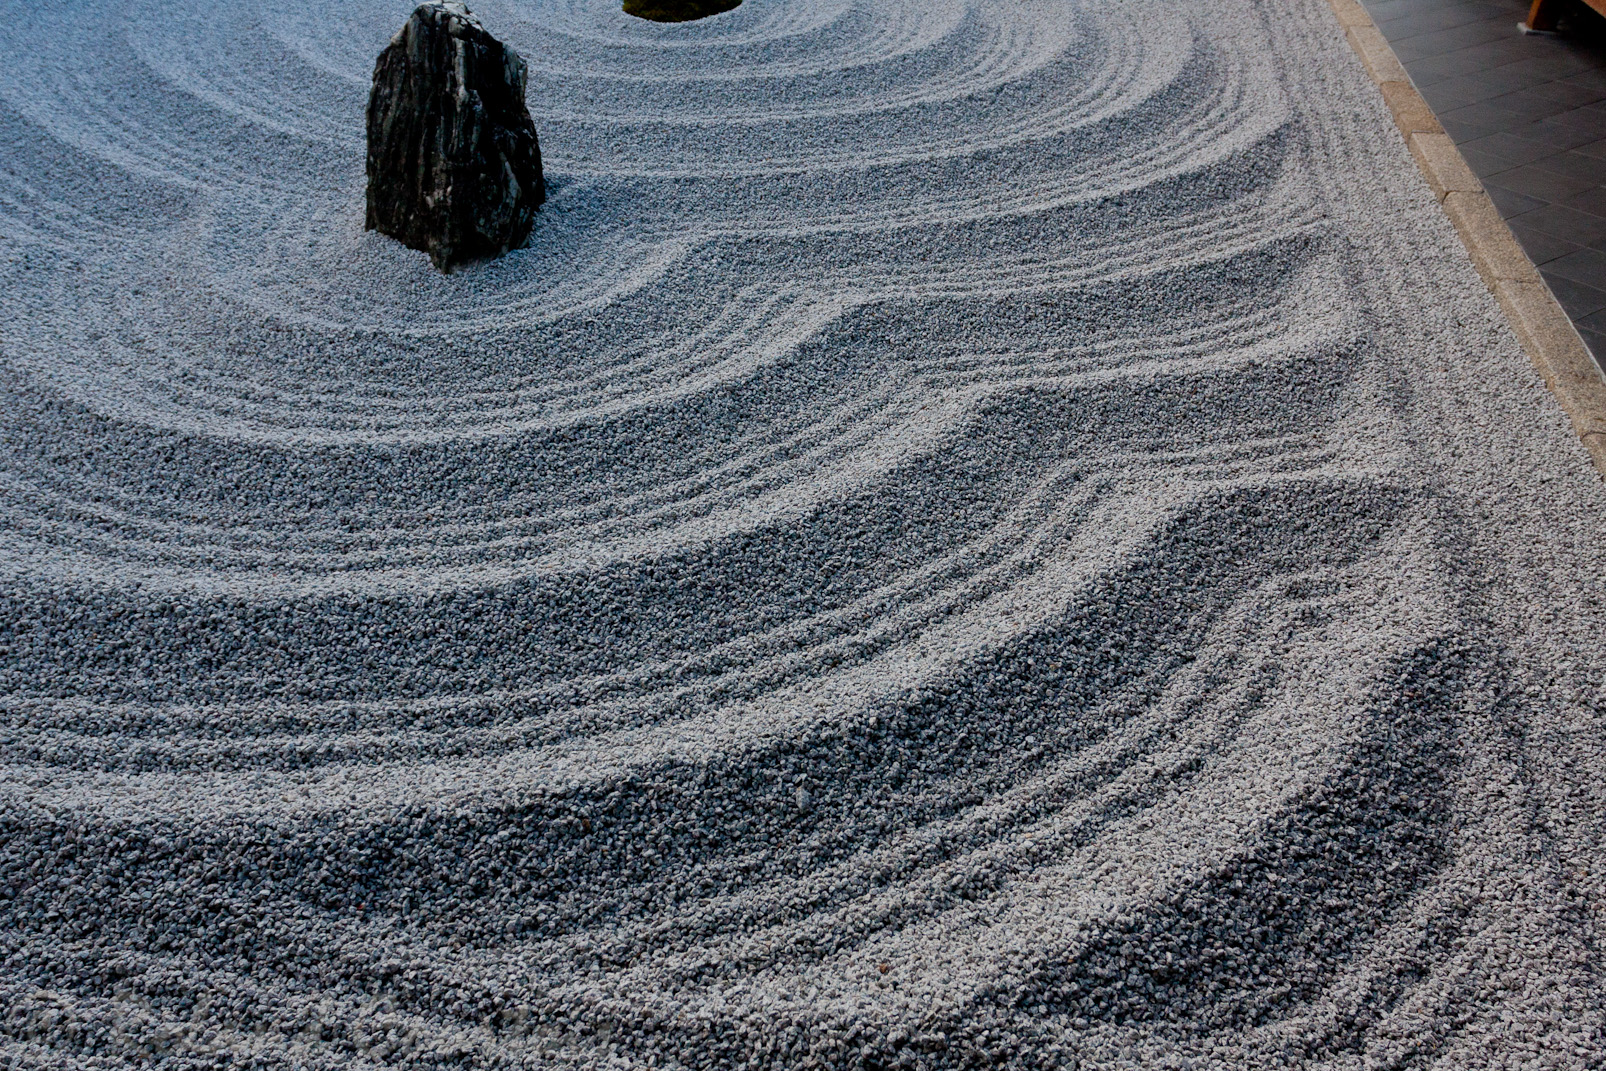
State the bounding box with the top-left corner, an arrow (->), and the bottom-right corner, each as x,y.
3,0 -> 1606,1067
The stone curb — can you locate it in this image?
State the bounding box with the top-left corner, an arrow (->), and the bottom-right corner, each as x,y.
1324,0 -> 1606,476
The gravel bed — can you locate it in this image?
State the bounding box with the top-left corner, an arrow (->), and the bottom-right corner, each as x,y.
2,0 -> 1604,1067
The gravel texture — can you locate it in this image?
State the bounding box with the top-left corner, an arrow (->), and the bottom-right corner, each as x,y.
3,0 -> 1606,1068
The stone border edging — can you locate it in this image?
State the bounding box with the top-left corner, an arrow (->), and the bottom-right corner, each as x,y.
1327,0 -> 1606,474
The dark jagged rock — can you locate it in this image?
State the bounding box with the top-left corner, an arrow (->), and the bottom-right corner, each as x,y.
366,2 -> 545,272
623,0 -> 741,22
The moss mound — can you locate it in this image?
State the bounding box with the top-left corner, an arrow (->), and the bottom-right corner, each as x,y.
623,0 -> 741,22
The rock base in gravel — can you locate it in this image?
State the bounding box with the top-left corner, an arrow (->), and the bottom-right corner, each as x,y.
623,0 -> 742,22
365,1 -> 545,271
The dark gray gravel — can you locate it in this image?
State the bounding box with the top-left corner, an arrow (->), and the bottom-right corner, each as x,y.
2,0 -> 1605,1068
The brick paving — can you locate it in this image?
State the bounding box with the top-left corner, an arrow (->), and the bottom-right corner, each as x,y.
1359,0 -> 1606,366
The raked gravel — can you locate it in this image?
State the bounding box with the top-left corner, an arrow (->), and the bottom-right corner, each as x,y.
2,0 -> 1605,1067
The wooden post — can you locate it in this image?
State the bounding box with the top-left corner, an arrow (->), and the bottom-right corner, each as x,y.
1524,0 -> 1561,31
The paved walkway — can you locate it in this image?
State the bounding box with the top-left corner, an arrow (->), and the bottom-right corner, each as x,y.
1359,0 -> 1606,366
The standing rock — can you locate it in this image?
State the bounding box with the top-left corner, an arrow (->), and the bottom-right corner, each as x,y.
623,0 -> 741,21
366,2 -> 545,272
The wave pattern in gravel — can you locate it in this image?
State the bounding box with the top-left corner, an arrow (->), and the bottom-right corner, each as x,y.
3,0 -> 1606,1068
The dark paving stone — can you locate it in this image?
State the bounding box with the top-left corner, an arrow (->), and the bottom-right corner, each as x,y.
1485,181 -> 1550,216
1541,270 -> 1606,316
1463,129 -> 1581,164
1563,184 -> 1606,214
1460,144 -> 1520,173
1368,0 -> 1509,19
1579,328 -> 1606,364
1363,0 -> 1606,371
1410,51 -> 1505,87
1363,0 -> 1411,15
1442,101 -> 1541,129
1363,0 -> 1419,19
1508,202 -> 1606,243
1380,9 -> 1511,37
1546,246 -> 1606,290
1498,51 -> 1606,81
1420,84 -> 1491,113
1531,148 -> 1606,180
1485,162 -> 1600,200
1541,104 -> 1606,136
1424,65 -> 1565,97
1448,115 -> 1528,140
1393,22 -> 1522,61
1508,221 -> 1585,263
1459,35 -> 1564,68
1444,117 -> 1510,140
1483,86 -> 1595,119
1520,116 -> 1604,148
1562,67 -> 1606,90
1525,80 -> 1606,105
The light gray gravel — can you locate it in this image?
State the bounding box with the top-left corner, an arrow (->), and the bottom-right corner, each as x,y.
3,0 -> 1606,1067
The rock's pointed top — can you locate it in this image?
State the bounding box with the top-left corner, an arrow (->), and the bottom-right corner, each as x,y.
390,2 -> 482,47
